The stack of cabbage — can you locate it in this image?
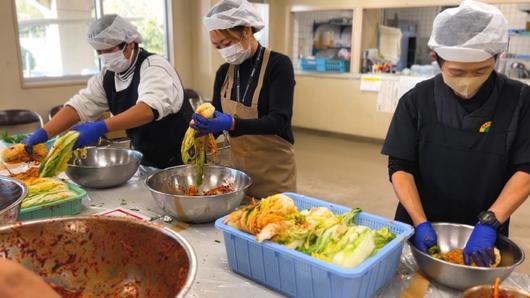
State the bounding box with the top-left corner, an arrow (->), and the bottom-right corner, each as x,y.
39,131 -> 79,177
21,131 -> 81,208
22,178 -> 77,208
224,194 -> 395,268
181,103 -> 217,184
1,143 -> 48,163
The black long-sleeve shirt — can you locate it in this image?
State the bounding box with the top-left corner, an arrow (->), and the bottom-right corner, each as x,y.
212,46 -> 295,144
388,73 -> 530,180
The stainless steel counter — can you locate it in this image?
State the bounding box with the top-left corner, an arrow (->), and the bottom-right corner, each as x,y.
75,171 -> 530,298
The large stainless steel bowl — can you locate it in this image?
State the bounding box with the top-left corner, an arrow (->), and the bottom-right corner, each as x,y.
410,223 -> 524,291
0,176 -> 26,225
98,136 -> 132,149
145,165 -> 252,223
463,284 -> 530,298
0,216 -> 196,297
66,147 -> 142,188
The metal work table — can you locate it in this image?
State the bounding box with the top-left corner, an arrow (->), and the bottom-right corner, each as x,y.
77,171 -> 530,298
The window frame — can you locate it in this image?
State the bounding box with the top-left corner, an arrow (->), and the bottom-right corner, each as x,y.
12,0 -> 173,88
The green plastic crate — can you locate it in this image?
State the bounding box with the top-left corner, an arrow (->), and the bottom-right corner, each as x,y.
17,182 -> 86,221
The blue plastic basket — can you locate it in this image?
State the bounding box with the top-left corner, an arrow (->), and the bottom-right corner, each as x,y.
299,58 -> 350,73
325,59 -> 350,72
299,57 -> 326,72
215,193 -> 414,298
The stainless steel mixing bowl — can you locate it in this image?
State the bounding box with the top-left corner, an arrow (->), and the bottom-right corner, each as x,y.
145,165 -> 252,223
409,223 -> 524,291
0,216 -> 196,297
0,176 -> 26,225
98,136 -> 132,149
66,147 -> 142,188
463,284 -> 530,298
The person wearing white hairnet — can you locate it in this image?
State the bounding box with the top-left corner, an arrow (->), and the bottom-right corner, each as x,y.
191,0 -> 296,198
382,0 -> 530,267
22,15 -> 192,168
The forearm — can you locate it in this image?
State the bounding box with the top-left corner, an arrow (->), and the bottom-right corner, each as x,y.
43,105 -> 81,138
234,113 -> 288,135
489,171 -> 530,223
104,102 -> 154,132
391,171 -> 427,226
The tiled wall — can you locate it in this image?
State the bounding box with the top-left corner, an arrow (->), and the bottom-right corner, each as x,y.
292,10 -> 354,68
382,7 -> 441,65
498,4 -> 529,29
382,7 -> 440,39
497,4 -> 530,56
382,4 -> 530,64
291,4 -> 530,71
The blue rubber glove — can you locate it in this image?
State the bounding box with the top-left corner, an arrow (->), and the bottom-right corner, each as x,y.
71,120 -> 108,148
414,221 -> 438,253
463,223 -> 497,267
191,111 -> 233,134
22,128 -> 48,155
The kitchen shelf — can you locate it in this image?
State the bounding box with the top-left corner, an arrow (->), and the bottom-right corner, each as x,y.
508,29 -> 530,37
312,19 -> 353,39
313,46 -> 351,50
507,54 -> 530,60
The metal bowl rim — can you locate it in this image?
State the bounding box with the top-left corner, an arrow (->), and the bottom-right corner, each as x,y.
0,176 -> 27,216
145,164 -> 253,199
409,222 -> 525,271
0,215 -> 197,298
67,147 -> 143,169
463,284 -> 530,296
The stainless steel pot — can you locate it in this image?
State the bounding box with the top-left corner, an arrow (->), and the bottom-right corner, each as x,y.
66,147 -> 142,188
0,216 -> 197,297
0,176 -> 26,225
409,223 -> 524,291
145,165 -> 252,223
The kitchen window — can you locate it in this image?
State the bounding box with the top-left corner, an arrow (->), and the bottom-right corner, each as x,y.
360,6 -> 443,76
250,2 -> 269,47
292,10 -> 354,74
14,0 -> 171,86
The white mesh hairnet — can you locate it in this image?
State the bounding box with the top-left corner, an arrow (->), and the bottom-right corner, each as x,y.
86,14 -> 143,50
204,0 -> 265,32
428,0 -> 508,62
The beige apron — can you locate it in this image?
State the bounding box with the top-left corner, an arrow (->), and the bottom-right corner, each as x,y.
220,48 -> 297,198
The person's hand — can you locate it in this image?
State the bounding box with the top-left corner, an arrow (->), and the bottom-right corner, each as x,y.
0,258 -> 60,298
71,120 -> 108,148
414,221 -> 438,253
22,128 -> 48,155
191,111 -> 233,134
464,223 -> 497,267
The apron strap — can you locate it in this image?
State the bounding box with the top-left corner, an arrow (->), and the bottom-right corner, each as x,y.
221,64 -> 235,99
251,48 -> 271,107
491,75 -> 522,133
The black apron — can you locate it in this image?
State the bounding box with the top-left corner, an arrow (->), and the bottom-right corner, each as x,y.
103,48 -> 192,168
395,74 -> 523,236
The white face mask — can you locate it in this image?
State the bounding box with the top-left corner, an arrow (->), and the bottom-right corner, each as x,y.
217,38 -> 252,65
100,47 -> 133,73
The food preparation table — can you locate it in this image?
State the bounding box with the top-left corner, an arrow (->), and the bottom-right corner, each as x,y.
75,171 -> 530,298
